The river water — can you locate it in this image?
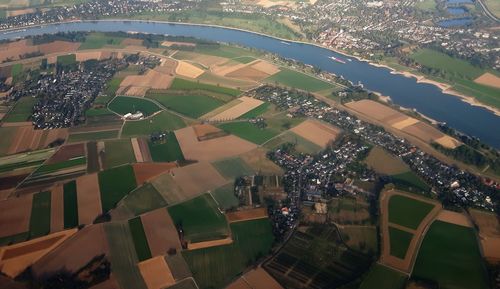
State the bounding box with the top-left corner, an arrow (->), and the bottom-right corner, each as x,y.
2,20 -> 499,148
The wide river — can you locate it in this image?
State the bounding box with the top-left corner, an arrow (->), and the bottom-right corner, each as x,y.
2,20 -> 499,148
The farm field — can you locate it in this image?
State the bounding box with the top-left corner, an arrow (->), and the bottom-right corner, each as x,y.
29,191 -> 51,238
388,227 -> 413,259
183,218 -> 274,289
289,119 -> 341,148
103,139 -> 136,169
79,32 -> 124,50
359,263 -> 407,289
469,208 -> 500,262
108,96 -> 161,116
388,194 -> 435,230
147,91 -> 225,118
238,102 -> 270,119
132,162 -> 177,185
218,122 -> 278,145
63,180 -> 78,229
121,111 -> 188,137
391,171 -> 430,193
34,156 -> 86,175
147,132 -> 184,162
364,146 -> 410,175
128,216 -> 152,262
168,194 -> 228,243
264,130 -> 322,154
57,54 -> 76,66
98,165 -> 137,212
413,220 -> 489,289
169,78 -> 241,97
212,157 -> 254,180
265,68 -> 335,92
114,183 -> 167,218
141,208 -> 181,256
212,183 -> 239,210
3,97 -> 36,122
68,130 -> 119,142
341,225 -> 377,254
328,197 -> 372,225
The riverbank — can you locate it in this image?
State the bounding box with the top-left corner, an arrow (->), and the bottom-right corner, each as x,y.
2,18 -> 498,116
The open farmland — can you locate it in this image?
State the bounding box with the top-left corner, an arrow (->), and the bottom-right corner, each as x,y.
204,96 -> 264,121
63,180 -> 78,229
469,209 -> 500,262
364,146 -> 410,175
132,162 -> 177,185
103,139 -> 137,169
227,267 -> 284,289
359,263 -> 407,289
148,132 -> 184,162
265,225 -> 372,289
29,190 -> 51,238
68,130 -> 119,143
176,60 -> 205,78
212,184 -> 239,210
168,194 -> 228,243
119,69 -> 175,95
3,97 -> 35,122
174,125 -> 257,162
328,197 -> 372,225
49,185 -> 64,233
98,165 -> 137,212
128,216 -> 152,261
147,91 -> 225,118
79,32 -> 124,49
0,194 -> 33,240
121,110 -> 187,137
108,96 -> 161,116
138,256 -> 175,289
265,68 -> 335,92
388,194 -> 435,230
218,122 -> 278,145
169,78 -> 241,97
388,227 -> 413,259
391,171 -> 431,193
212,157 -> 254,180
289,119 -> 341,148
226,207 -> 268,223
76,173 -> 102,225
341,225 -> 378,254
413,220 -> 489,289
112,183 -> 167,219
474,72 -> 500,89
141,208 -> 181,256
183,218 -> 274,289
264,130 -> 322,154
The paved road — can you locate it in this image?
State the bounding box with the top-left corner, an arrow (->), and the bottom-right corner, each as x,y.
476,0 -> 500,23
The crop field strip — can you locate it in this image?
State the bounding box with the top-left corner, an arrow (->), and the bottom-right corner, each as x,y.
103,139 -> 137,169
128,216 -> 152,262
147,132 -> 184,162
29,190 -> 51,238
387,195 -> 435,230
98,164 -> 137,213
63,180 -> 78,229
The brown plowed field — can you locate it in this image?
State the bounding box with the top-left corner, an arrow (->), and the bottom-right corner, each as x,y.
379,189 -> 441,273
207,96 -> 264,121
0,195 -> 33,238
88,275 -> 120,289
138,256 -> 175,289
290,119 -> 341,148
226,207 -> 268,223
175,61 -> 205,78
474,73 -> 500,89
469,209 -> 500,262
131,138 -> 143,163
137,138 -> 152,162
38,41 -> 80,55
225,60 -> 280,82
141,208 -> 181,256
8,126 -> 43,154
0,229 -> 77,278
154,58 -> 177,75
169,162 -> 228,197
46,143 -> 85,165
192,123 -> 223,139
50,185 -> 64,233
32,224 -> 110,277
174,51 -> 228,67
121,38 -> 144,46
120,69 -> 174,90
162,41 -> 196,47
76,173 -> 102,225
187,237 -> 233,250
175,126 -> 257,162
132,162 -> 177,185
345,99 -> 460,149
436,210 -> 472,227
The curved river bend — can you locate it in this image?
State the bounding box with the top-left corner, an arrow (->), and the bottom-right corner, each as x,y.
2,20 -> 499,148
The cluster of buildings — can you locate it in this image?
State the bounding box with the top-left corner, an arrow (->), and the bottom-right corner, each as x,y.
251,85 -> 498,212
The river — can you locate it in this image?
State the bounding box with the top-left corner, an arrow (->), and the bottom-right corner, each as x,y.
1,20 -> 499,148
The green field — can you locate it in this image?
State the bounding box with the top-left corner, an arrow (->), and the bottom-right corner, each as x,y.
121,111 -> 187,137
98,165 -> 137,212
212,157 -> 254,179
169,78 -> 241,97
11,63 -> 23,78
233,56 -> 256,64
218,122 -> 278,145
118,183 -> 167,217
85,108 -> 114,117
103,77 -> 123,99
212,184 -> 239,210
63,180 -> 79,229
128,217 -> 152,262
391,171 -> 430,193
410,48 -> 484,79
3,96 -> 36,122
103,139 -> 136,169
183,218 -> 274,289
108,96 -> 161,117
29,191 -> 51,238
415,0 -> 436,11
413,220 -> 489,289
168,194 -> 228,243
388,194 -> 434,230
104,223 -> 147,289
34,156 -> 86,175
148,132 -> 184,162
57,54 -> 77,66
79,32 -> 125,50
0,148 -> 54,173
147,92 -> 225,118
265,68 -> 335,92
68,130 -> 119,142
388,226 -> 413,259
359,263 -> 407,289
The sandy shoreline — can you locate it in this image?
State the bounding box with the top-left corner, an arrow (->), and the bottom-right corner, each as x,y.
1,18 -> 499,117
